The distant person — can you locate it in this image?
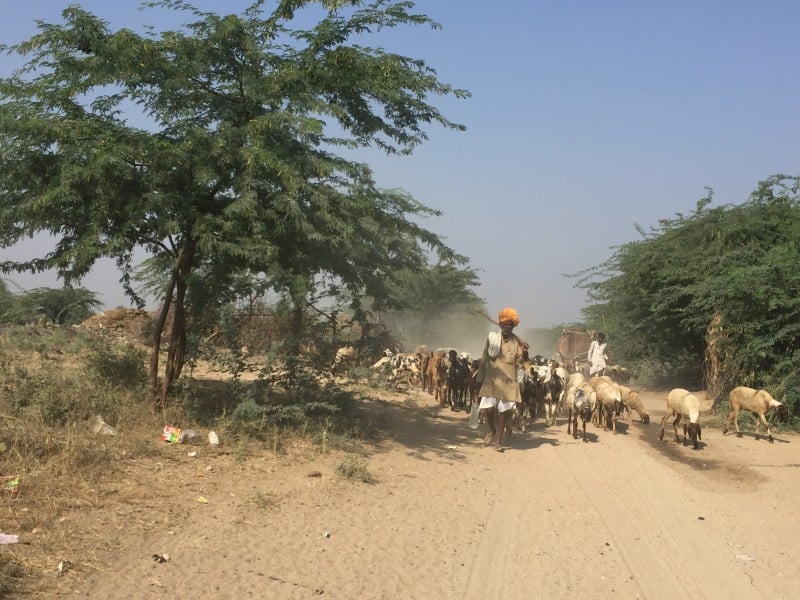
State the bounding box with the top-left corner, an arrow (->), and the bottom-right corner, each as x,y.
475,308 -> 528,451
587,332 -> 609,377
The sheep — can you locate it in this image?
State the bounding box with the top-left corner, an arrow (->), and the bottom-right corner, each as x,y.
589,376 -> 622,433
658,388 -> 702,449
567,387 -> 594,442
617,384 -> 650,424
723,386 -> 788,443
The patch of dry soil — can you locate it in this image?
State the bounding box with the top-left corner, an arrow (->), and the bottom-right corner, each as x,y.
40,387 -> 800,599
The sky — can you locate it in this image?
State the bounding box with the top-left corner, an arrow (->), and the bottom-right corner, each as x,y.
1,0 -> 798,329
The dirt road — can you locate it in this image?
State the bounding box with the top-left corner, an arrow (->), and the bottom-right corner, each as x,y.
56,388 -> 799,599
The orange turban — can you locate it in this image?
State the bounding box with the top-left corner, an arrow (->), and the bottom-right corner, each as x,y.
498,307 -> 520,326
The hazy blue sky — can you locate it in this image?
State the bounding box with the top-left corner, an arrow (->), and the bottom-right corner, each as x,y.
2,1 -> 798,328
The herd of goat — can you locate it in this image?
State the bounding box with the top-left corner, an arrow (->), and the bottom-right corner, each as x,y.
364,346 -> 789,448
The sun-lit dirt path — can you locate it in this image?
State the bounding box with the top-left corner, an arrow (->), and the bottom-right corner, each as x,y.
51,387 -> 800,600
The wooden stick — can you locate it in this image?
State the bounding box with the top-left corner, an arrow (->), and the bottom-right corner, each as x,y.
473,309 -> 528,349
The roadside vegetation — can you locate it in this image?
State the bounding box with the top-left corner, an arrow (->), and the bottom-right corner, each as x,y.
0,302 -> 406,597
575,175 -> 800,425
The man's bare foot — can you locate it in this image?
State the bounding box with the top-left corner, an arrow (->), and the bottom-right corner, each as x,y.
483,431 -> 495,446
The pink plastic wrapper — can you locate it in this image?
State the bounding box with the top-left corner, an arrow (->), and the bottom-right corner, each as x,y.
161,425 -> 182,444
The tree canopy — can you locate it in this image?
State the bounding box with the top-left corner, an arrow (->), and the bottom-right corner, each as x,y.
0,0 -> 473,404
577,174 -> 800,416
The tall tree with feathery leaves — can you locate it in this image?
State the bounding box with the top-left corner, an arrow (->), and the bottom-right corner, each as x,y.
0,0 -> 471,406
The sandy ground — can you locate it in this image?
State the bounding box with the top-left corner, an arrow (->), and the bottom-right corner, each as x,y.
37,386 -> 800,599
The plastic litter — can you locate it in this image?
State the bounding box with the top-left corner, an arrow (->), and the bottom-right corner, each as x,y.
161,425 -> 182,444
91,415 -> 117,436
0,534 -> 19,544
1,476 -> 20,498
179,429 -> 201,444
208,431 -> 220,446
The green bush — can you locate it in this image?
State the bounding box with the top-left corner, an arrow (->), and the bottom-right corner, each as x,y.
84,342 -> 147,389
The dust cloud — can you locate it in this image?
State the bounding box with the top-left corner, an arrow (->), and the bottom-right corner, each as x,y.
383,309 -> 492,358
384,309 -> 565,362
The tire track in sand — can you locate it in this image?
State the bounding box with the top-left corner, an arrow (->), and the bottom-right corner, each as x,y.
460,424 -> 747,599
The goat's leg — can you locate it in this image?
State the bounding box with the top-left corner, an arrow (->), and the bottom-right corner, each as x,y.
759,412 -> 774,442
673,414 -> 682,443
756,413 -> 775,442
723,406 -> 736,435
732,406 -> 743,436
658,412 -> 669,441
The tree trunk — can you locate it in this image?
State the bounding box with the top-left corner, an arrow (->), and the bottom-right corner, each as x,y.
704,310 -> 727,407
147,240 -> 195,409
159,240 -> 195,407
148,274 -> 176,406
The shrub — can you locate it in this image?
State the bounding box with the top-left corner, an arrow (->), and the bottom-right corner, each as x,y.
335,456 -> 375,483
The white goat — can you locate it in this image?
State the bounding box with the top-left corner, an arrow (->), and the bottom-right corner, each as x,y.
567,386 -> 594,442
617,384 -> 650,424
658,388 -> 702,449
551,363 -> 569,404
589,376 -> 622,433
563,372 -> 586,414
723,386 -> 788,443
542,363 -> 568,426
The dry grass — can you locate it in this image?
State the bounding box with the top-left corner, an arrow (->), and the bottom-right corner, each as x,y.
0,324 -> 181,596
0,321 -> 383,598
334,455 -> 376,483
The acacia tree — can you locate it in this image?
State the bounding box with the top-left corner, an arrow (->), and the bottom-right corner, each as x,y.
0,0 -> 470,406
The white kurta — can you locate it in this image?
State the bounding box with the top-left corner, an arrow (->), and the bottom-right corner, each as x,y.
587,340 -> 608,375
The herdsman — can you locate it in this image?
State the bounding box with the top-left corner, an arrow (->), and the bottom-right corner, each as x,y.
588,332 -> 609,377
475,308 -> 528,451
